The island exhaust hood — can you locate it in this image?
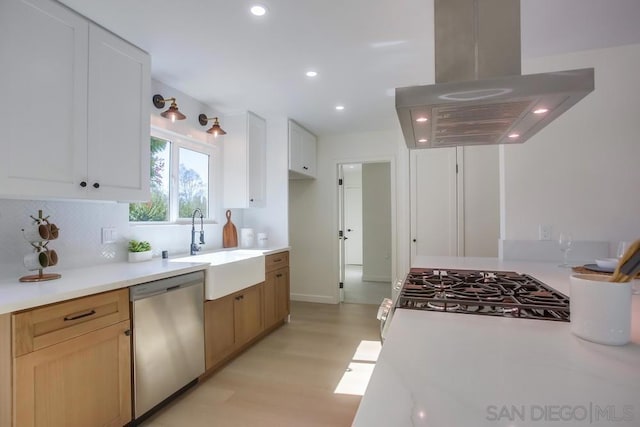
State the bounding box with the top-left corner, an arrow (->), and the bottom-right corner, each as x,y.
396,0 -> 594,149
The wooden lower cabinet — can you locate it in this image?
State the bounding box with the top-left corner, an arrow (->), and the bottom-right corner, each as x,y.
204,284 -> 264,371
234,285 -> 263,346
264,267 -> 290,330
204,294 -> 235,369
14,319 -> 131,427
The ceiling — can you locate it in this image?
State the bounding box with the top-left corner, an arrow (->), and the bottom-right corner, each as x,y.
59,0 -> 640,136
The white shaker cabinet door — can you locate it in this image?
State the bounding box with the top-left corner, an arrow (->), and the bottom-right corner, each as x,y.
247,112 -> 266,207
87,24 -> 151,202
0,0 -> 88,199
224,112 -> 266,208
288,120 -> 316,179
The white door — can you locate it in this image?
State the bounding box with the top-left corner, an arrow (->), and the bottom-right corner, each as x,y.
345,187 -> 363,265
410,148 -> 460,259
410,146 -> 499,263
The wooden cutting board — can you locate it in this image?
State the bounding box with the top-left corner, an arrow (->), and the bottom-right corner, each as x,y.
223,210 -> 238,248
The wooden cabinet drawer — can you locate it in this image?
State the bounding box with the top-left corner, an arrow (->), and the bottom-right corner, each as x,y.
265,251 -> 289,272
13,289 -> 129,357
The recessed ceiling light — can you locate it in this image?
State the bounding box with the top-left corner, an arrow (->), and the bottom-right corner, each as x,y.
415,117 -> 428,122
533,108 -> 549,114
250,5 -> 267,16
335,105 -> 345,111
418,138 -> 428,143
508,133 -> 520,139
306,71 -> 317,77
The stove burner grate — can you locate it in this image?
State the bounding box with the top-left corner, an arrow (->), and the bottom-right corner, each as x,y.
399,268 -> 570,321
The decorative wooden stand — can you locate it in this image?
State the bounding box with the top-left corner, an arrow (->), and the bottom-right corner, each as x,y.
19,210 -> 61,283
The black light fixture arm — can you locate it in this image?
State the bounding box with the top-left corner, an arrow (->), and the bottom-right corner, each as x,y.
198,114 -> 216,125
153,94 -> 175,109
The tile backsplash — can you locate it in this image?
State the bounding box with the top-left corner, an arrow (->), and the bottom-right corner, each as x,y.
0,199 -> 130,280
0,198 -> 231,281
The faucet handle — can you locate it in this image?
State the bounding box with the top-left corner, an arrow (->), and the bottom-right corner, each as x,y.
199,231 -> 205,245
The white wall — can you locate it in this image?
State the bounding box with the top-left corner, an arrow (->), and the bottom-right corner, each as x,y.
362,162 -> 392,282
501,43 -> 640,251
289,129 -> 408,303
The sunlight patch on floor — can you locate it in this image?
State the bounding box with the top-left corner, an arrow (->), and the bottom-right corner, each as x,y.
334,340 -> 382,396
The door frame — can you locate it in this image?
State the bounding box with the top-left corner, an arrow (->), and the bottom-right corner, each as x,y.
334,157 -> 397,304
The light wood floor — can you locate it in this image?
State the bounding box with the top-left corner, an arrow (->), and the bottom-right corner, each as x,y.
141,301 -> 380,427
343,265 -> 391,305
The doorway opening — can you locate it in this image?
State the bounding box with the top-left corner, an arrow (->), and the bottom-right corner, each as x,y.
338,162 -> 392,305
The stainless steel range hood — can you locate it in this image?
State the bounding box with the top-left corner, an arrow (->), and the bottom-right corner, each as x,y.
396,0 -> 594,149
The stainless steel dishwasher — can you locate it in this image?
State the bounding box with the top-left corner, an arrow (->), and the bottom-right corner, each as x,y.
130,271 -> 205,421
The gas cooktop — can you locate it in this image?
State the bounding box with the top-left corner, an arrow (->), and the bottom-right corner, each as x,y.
398,268 -> 570,322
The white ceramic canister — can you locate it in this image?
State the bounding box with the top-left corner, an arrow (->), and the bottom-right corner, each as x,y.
257,232 -> 268,248
570,273 -> 632,346
240,228 -> 255,248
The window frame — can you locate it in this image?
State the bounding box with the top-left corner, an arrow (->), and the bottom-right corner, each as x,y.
130,126 -> 218,224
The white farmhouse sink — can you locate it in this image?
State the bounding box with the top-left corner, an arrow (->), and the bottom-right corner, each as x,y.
171,250 -> 265,300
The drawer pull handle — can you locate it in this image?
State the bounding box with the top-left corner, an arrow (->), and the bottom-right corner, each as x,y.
272,258 -> 282,263
64,309 -> 96,321
276,274 -> 283,278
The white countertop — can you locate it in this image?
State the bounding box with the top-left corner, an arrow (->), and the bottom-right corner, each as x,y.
353,257 -> 640,427
0,246 -> 289,315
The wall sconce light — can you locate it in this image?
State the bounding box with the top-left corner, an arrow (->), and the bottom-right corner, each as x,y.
153,94 -> 186,122
198,114 -> 227,137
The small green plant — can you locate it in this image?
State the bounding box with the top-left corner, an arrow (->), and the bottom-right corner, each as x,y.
128,240 -> 151,253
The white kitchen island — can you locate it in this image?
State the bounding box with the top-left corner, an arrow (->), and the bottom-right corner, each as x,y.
353,257 -> 640,427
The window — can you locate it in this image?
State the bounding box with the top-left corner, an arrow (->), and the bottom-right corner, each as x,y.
178,147 -> 209,218
130,130 -> 215,222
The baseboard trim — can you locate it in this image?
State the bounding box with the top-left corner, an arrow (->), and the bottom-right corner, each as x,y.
361,275 -> 391,283
290,293 -> 337,304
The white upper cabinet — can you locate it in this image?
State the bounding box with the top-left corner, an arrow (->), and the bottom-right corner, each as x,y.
87,25 -> 150,201
223,112 -> 267,208
0,0 -> 89,198
288,120 -> 316,179
0,0 -> 150,202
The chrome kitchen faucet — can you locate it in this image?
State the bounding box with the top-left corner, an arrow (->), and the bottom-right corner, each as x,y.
190,208 -> 205,255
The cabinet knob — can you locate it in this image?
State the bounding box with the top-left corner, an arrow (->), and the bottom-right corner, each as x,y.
80,181 -> 87,188
413,239 -> 417,243
250,198 -> 254,202
93,182 -> 100,189
303,166 -> 308,170
124,329 -> 132,336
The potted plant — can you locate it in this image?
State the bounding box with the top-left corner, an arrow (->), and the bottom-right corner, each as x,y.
128,240 -> 152,262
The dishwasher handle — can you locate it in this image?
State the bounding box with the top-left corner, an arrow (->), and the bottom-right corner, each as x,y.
130,271 -> 205,301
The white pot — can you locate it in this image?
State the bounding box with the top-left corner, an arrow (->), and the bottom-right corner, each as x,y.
128,250 -> 152,263
570,274 -> 632,345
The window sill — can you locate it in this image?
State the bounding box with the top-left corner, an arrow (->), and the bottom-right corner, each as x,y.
129,220 -> 219,226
